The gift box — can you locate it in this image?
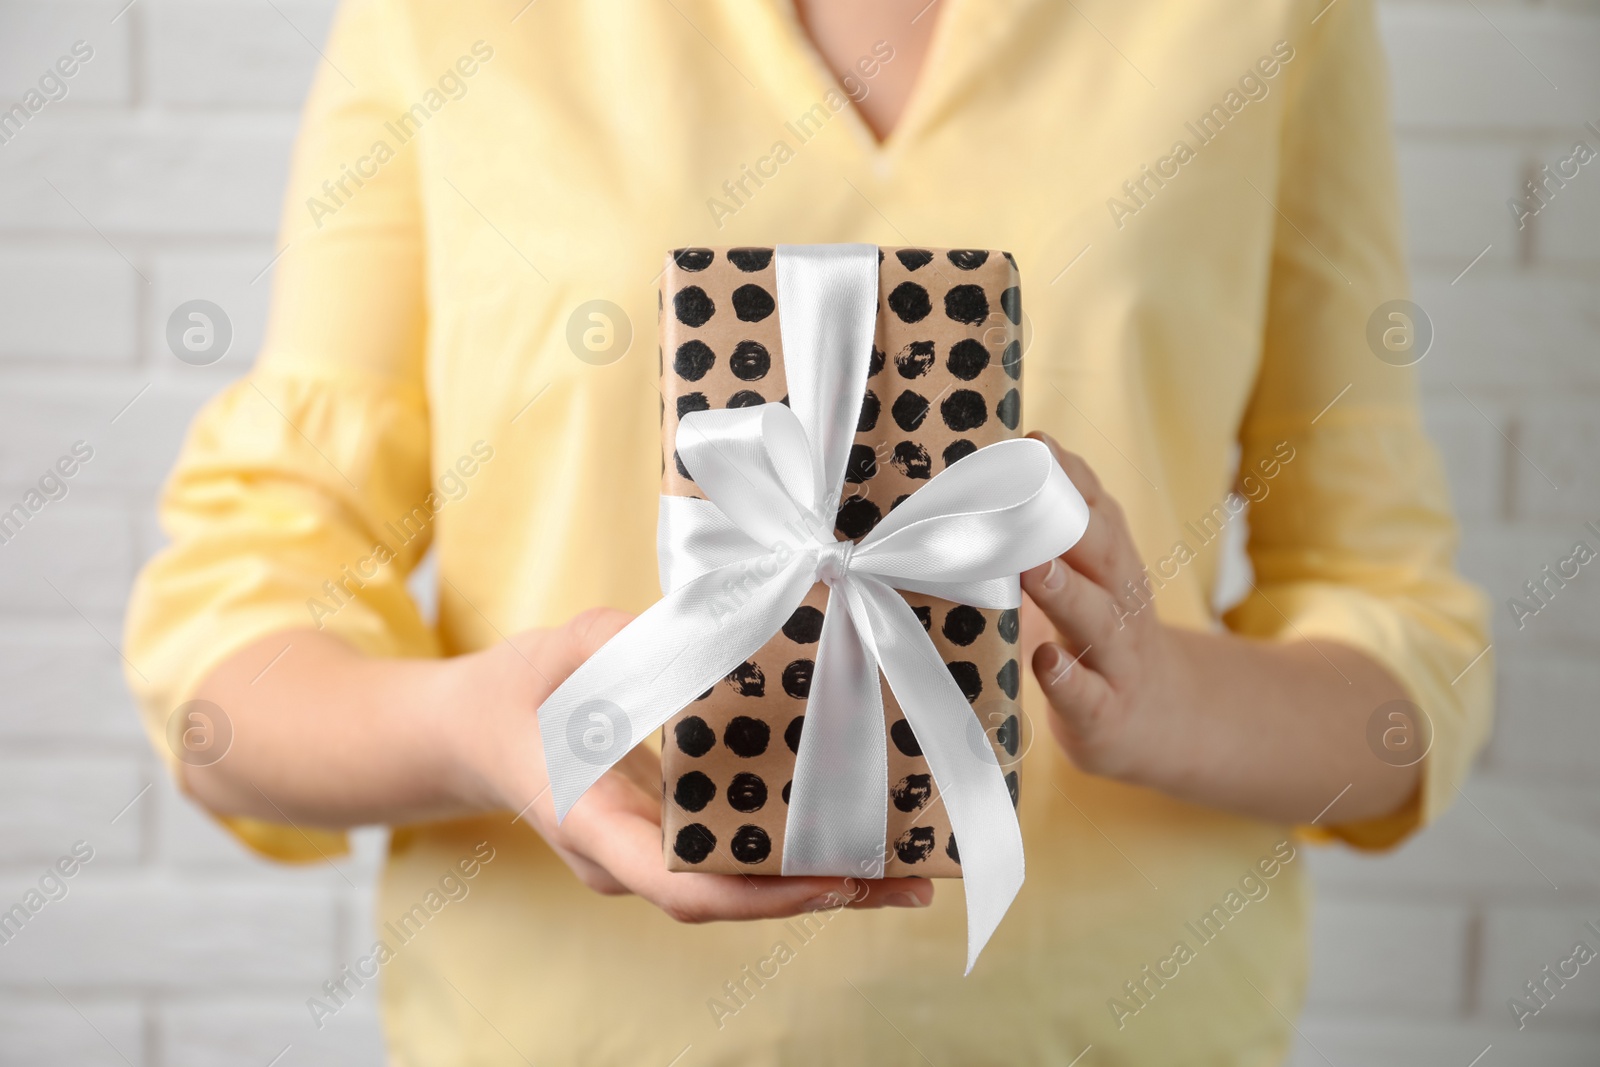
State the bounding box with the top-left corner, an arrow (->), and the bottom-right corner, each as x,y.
656,246 -> 1027,878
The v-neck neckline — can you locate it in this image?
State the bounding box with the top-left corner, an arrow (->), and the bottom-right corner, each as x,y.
765,0 -> 969,162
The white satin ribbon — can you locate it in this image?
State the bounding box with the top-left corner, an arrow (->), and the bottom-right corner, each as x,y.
538,244 -> 1089,971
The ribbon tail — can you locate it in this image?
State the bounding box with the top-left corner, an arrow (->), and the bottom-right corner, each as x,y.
781,582 -> 888,880
537,551 -> 817,821
854,578 -> 1025,975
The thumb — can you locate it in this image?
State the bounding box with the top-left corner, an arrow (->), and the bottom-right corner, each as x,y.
520,607 -> 635,687
566,606 -> 635,657
544,606 -> 635,679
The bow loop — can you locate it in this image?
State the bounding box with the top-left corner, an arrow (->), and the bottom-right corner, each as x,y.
677,404 -> 826,550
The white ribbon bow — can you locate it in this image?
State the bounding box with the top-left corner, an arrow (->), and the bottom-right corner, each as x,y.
537,244 -> 1089,971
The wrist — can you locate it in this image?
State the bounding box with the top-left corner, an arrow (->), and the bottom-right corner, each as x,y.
1115,623 -> 1208,794
409,649 -> 505,815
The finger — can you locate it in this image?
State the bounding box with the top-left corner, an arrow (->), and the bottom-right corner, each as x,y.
1021,556 -> 1131,675
544,837 -> 631,896
1031,641 -> 1126,775
1030,432 -> 1109,506
566,777 -> 931,918
1028,432 -> 1145,593
610,741 -> 664,796
537,606 -> 634,678
578,805 -> 932,923
568,761 -> 936,916
840,877 -> 936,909
567,606 -> 635,652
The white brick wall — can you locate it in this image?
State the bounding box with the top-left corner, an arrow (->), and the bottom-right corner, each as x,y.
0,1 -> 1594,1064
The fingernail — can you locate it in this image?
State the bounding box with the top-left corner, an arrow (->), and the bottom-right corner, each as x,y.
883,891 -> 927,908
1039,643 -> 1069,681
1040,558 -> 1066,591
803,892 -> 845,912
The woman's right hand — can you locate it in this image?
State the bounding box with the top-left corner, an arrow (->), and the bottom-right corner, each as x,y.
436,608 -> 935,922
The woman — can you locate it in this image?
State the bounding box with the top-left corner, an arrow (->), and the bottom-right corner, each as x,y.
126,0 -> 1491,1062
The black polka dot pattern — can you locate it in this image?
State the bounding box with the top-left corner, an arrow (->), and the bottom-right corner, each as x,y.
943,439 -> 978,468
728,340 -> 770,381
997,659 -> 1021,700
1001,285 -> 1022,325
942,605 -> 986,646
727,389 -> 765,408
947,339 -> 989,380
732,284 -> 775,322
888,281 -> 931,323
727,772 -> 768,813
858,390 -> 880,432
725,663 -> 765,697
731,825 -> 773,864
944,284 -> 989,325
941,390 -> 988,432
727,247 -> 772,271
894,827 -> 937,864
723,715 -> 770,757
996,713 -> 1021,757
1002,340 -> 1023,380
895,248 -> 934,271
674,248 -> 714,271
844,443 -> 878,484
784,715 -> 804,753
674,771 -> 716,812
675,716 -> 715,757
911,605 -> 932,632
677,393 -> 709,418
948,249 -> 989,270
998,608 -> 1020,644
895,341 -> 935,379
997,388 -> 1021,430
674,286 -> 715,327
673,340 -> 714,381
674,824 -> 716,864
782,606 -> 823,644
835,496 -> 881,540
889,441 -> 931,479
892,773 -> 933,813
781,659 -> 813,699
890,718 -> 922,757
1006,771 -> 1020,808
868,346 -> 886,376
891,390 -> 929,432
948,661 -> 982,703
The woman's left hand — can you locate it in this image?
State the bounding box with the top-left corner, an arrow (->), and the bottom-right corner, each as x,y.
1020,432 -> 1423,825
1020,433 -> 1195,789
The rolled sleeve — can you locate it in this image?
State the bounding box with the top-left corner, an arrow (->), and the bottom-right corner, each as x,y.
123,0 -> 433,862
1224,0 -> 1494,847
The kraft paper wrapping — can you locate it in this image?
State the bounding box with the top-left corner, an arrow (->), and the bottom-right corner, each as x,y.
657,246 -> 1025,878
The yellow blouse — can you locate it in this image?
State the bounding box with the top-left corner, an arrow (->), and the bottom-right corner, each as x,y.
125,0 -> 1492,1062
